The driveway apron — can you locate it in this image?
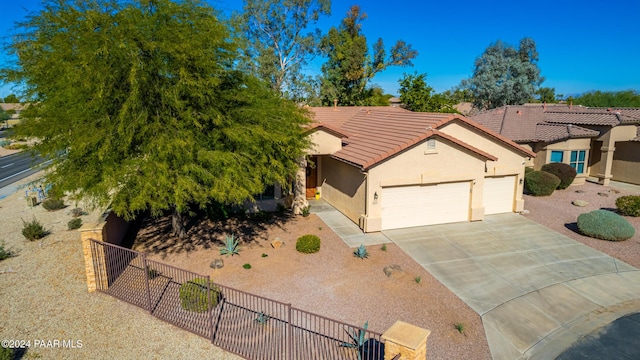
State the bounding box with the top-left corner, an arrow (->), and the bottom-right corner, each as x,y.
383,213 -> 640,360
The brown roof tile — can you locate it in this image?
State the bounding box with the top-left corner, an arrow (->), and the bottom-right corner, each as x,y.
309,107 -> 532,170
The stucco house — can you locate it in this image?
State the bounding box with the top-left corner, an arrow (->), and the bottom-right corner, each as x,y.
471,104 -> 640,186
298,106 -> 535,232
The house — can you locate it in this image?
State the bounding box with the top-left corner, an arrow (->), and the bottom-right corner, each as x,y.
0,103 -> 27,128
299,106 -> 535,232
471,104 -> 640,186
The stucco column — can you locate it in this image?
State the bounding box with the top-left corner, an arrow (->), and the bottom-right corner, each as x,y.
382,321 -> 431,360
292,156 -> 308,215
79,222 -> 108,293
597,145 -> 615,186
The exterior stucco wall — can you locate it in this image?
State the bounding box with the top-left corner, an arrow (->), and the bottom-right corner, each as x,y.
543,138 -> 592,185
612,142 -> 640,185
307,130 -> 342,155
319,156 -> 366,224
439,122 -> 528,213
364,137 -> 487,232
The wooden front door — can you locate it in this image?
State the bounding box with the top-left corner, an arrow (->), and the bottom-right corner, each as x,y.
306,156 -> 317,198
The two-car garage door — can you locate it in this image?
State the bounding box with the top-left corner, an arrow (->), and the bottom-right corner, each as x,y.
381,182 -> 471,230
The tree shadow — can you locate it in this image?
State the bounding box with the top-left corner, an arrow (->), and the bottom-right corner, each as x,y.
131,209 -> 292,258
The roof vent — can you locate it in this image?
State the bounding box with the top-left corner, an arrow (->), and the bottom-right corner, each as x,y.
425,126 -> 432,131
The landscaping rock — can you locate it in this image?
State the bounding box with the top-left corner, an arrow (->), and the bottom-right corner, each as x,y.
210,258 -> 224,269
575,190 -> 586,194
271,238 -> 284,249
519,210 -> 530,215
598,192 -> 609,197
610,189 -> 621,194
383,264 -> 402,277
572,200 -> 589,207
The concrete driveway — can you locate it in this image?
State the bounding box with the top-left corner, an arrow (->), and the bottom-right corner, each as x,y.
383,213 -> 640,359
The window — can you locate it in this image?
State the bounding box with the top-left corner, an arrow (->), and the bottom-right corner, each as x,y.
425,138 -> 436,153
256,185 -> 275,200
550,150 -> 564,163
570,150 -> 586,174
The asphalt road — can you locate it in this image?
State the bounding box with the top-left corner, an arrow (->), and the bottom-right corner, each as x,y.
0,151 -> 48,190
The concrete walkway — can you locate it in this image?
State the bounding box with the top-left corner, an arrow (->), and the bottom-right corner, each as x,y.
383,214 -> 640,360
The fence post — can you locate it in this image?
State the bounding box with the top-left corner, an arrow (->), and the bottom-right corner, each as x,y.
381,321 -> 431,360
78,222 -> 108,292
287,303 -> 292,360
143,253 -> 153,313
207,275 -> 214,344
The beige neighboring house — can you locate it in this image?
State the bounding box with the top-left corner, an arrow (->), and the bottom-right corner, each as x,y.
296,106 -> 535,232
471,104 -> 640,186
0,103 -> 26,128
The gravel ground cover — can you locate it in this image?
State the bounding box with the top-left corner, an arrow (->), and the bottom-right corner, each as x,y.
523,181 -> 640,268
0,174 -> 241,360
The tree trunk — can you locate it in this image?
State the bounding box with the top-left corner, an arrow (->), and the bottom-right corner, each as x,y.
171,205 -> 187,238
292,156 -> 308,215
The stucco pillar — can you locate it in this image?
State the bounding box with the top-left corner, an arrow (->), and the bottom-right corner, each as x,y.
597,145 -> 615,186
382,321 -> 431,360
78,222 -> 108,293
292,156 -> 308,215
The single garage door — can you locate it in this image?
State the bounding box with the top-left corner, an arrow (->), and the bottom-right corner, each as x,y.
381,182 -> 471,230
483,176 -> 516,215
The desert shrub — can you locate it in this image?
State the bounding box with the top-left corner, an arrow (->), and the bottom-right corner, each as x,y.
42,198 -> 65,211
179,278 -> 220,312
4,143 -> 28,150
0,139 -> 9,147
0,241 -> 14,261
524,170 -> 560,196
70,207 -> 85,217
616,195 -> 640,217
22,218 -> 47,241
68,218 -> 83,230
577,210 -> 635,241
296,234 -> 321,254
541,163 -> 577,189
0,345 -> 13,360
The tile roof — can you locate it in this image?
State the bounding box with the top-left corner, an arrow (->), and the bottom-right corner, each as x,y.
309,107 -> 533,170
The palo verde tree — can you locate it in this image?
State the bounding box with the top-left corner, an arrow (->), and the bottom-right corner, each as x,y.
2,0 -> 310,238
319,5 -> 417,106
462,37 -> 544,110
237,0 -> 331,100
398,72 -> 457,113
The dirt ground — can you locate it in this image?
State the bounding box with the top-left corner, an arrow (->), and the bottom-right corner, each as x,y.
133,211 -> 491,360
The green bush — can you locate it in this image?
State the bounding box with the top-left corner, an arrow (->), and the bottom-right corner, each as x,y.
524,170 -> 560,196
524,166 -> 534,174
296,234 -> 321,254
0,139 -> 9,148
42,198 -> 65,211
577,210 -> 635,241
4,143 -> 28,150
0,345 -> 13,360
68,218 -> 83,230
22,218 -> 47,241
0,241 -> 14,261
541,163 -> 577,189
179,278 -> 220,312
616,195 -> 640,217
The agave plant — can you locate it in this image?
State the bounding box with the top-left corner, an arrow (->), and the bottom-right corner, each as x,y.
254,311 -> 270,325
219,235 -> 240,257
353,244 -> 369,259
340,321 -> 369,360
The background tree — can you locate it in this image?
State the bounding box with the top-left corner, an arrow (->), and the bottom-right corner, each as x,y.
573,90 -> 640,107
0,107 -> 9,129
535,87 -> 557,103
319,5 -> 417,106
462,37 -> 544,110
1,0 -> 310,238
442,88 -> 475,104
237,0 -> 330,99
3,94 -> 20,103
399,72 -> 457,113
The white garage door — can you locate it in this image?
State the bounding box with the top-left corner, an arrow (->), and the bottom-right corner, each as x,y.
483,176 -> 516,215
381,182 -> 471,230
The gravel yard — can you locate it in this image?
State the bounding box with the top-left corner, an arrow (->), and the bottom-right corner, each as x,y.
523,181 -> 640,268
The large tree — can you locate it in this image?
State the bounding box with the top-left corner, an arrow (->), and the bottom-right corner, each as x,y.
237,0 -> 330,99
573,90 -> 640,107
535,87 -> 557,103
398,73 -> 457,113
2,0 -> 310,237
319,5 -> 417,106
462,37 -> 543,110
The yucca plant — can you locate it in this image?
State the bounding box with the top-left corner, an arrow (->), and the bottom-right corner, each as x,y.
340,321 -> 369,360
219,235 -> 240,257
353,244 -> 369,259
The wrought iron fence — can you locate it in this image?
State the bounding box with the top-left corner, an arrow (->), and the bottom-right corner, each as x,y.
89,239 -> 384,360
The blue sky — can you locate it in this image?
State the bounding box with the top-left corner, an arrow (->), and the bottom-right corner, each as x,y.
2,0 -> 639,99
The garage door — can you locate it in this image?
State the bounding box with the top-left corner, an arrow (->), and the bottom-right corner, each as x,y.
381,182 -> 470,230
483,176 -> 516,215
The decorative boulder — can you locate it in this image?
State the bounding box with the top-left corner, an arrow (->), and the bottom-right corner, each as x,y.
577,210 -> 635,241
572,200 -> 589,207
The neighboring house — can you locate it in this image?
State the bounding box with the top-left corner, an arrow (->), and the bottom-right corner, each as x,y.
298,106 -> 535,232
388,97 -> 402,107
0,103 -> 26,128
471,104 -> 640,186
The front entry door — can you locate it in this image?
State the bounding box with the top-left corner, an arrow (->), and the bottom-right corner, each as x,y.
306,156 -> 317,199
